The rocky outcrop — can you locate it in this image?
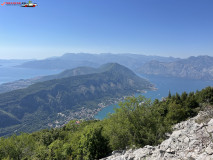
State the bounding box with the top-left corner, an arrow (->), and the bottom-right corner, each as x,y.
101,108 -> 213,160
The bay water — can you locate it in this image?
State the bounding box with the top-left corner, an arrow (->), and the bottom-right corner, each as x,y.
0,63 -> 61,84
0,63 -> 212,120
94,74 -> 213,120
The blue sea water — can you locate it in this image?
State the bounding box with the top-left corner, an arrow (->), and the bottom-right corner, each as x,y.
94,74 -> 213,120
0,65 -> 61,84
1,63 -> 212,120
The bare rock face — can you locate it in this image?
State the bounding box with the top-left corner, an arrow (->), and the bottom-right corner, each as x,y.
137,56 -> 213,80
101,109 -> 213,160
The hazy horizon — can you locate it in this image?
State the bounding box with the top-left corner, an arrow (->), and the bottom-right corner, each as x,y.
1,0 -> 213,59
0,52 -> 212,60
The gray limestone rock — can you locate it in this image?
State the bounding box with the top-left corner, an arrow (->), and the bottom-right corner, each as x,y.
100,109 -> 213,160
206,143 -> 213,155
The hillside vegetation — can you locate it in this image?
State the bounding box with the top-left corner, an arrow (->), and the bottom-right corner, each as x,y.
0,63 -> 153,136
0,87 -> 212,160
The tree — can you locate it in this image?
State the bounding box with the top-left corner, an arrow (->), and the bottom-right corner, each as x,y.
48,140 -> 66,160
166,102 -> 188,124
181,91 -> 188,101
0,134 -> 37,160
168,90 -> 172,99
77,125 -> 110,160
200,87 -> 213,105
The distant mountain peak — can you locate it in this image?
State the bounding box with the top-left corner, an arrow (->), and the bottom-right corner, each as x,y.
137,55 -> 213,80
17,53 -> 178,70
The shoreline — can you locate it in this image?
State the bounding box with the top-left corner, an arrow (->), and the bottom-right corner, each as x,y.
93,88 -> 156,120
47,88 -> 157,128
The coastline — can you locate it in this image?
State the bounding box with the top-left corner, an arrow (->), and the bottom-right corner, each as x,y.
49,88 -> 154,128
93,88 -> 156,120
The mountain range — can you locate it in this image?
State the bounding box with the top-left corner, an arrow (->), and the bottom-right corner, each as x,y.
17,53 -> 213,81
137,56 -> 213,80
1,54 -> 212,95
0,63 -> 153,136
17,53 -> 178,70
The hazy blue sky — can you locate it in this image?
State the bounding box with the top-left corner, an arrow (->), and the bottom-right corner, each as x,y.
0,0 -> 213,59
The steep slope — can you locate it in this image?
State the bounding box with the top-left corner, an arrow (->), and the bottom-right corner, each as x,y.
38,66 -> 98,82
137,56 -> 213,80
0,63 -> 153,136
101,107 -> 213,160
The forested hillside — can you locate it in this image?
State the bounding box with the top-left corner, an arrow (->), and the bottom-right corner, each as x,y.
0,63 -> 153,137
0,87 -> 212,160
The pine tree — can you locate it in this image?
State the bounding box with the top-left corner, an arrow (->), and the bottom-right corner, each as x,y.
168,90 -> 171,99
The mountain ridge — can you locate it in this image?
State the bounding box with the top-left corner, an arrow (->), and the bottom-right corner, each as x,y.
0,63 -> 138,94
137,56 -> 213,80
0,63 -> 153,136
17,53 -> 178,70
